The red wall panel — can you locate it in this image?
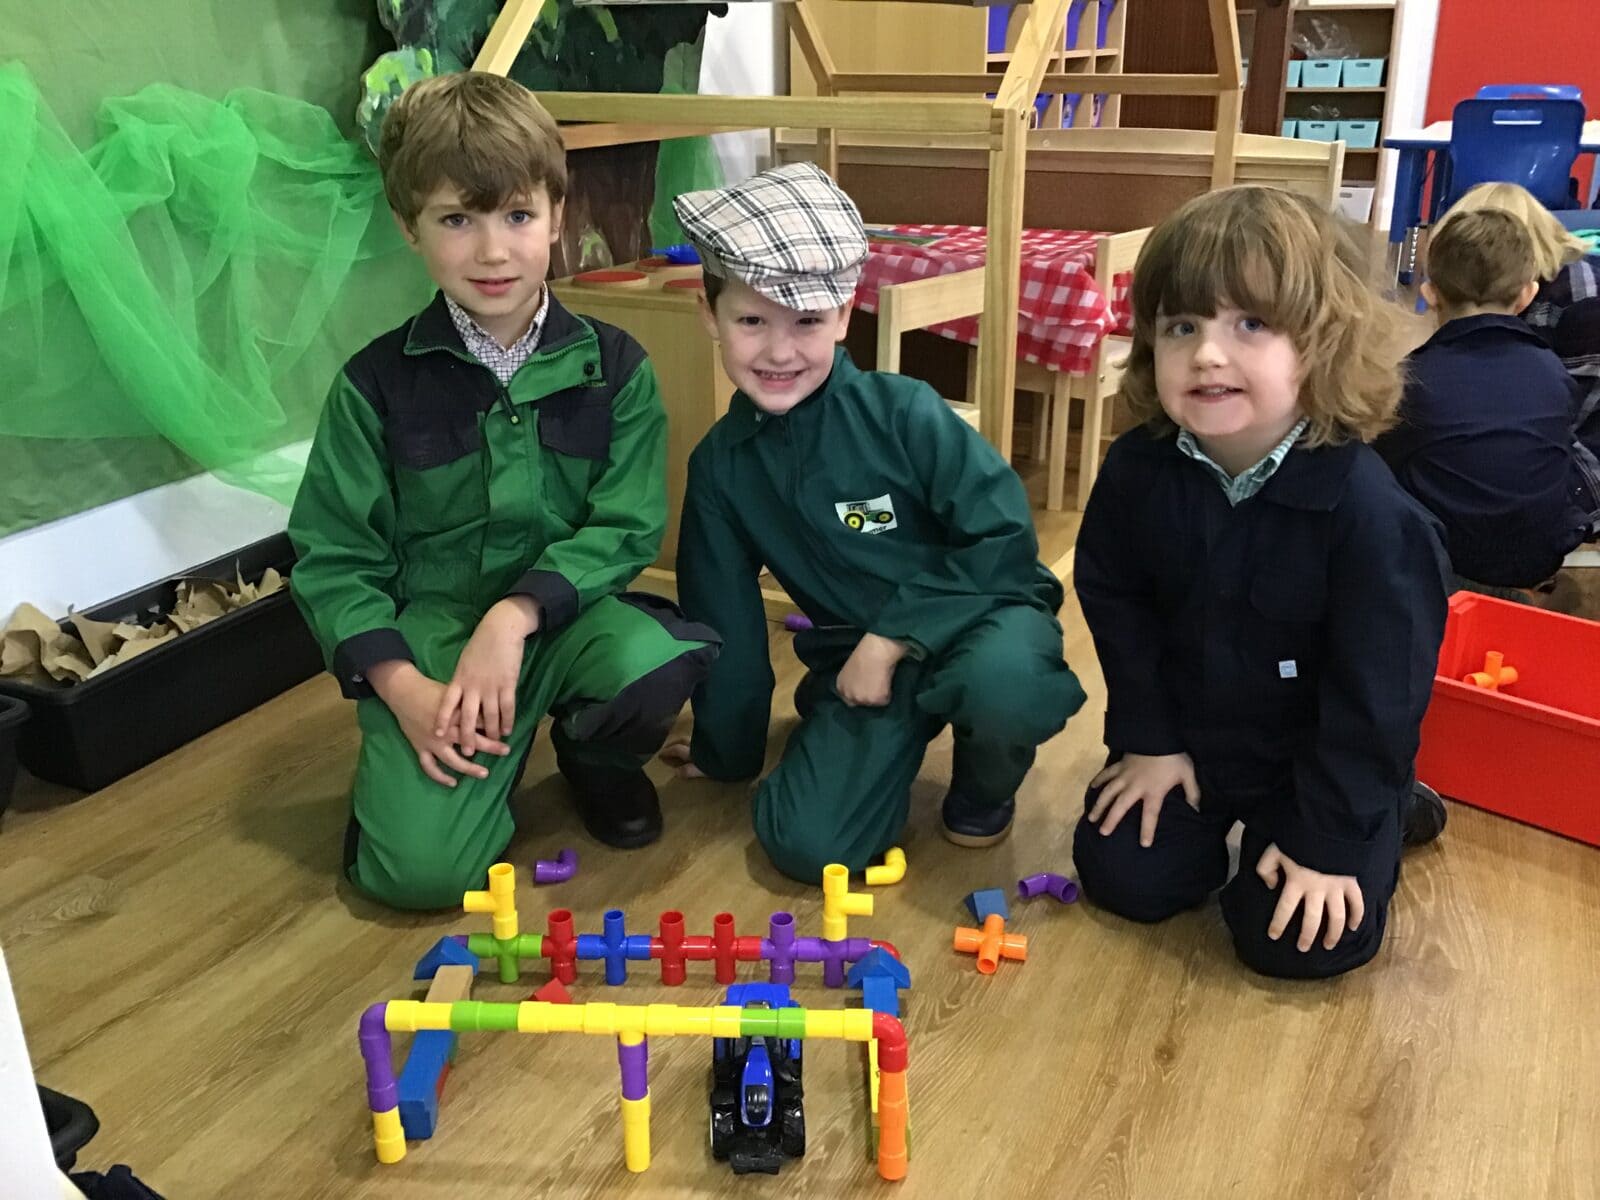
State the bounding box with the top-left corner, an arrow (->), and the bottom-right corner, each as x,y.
1425,0 -> 1597,197
1426,0 -> 1600,121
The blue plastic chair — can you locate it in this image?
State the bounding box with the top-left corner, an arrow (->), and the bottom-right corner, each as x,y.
1476,84 -> 1583,102
1439,98 -> 1586,212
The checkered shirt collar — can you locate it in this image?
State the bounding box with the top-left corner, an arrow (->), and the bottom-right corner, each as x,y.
1177,417 -> 1310,506
673,162 -> 867,310
445,286 -> 550,384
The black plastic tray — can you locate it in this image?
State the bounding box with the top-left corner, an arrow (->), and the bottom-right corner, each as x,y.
0,533 -> 322,792
0,694 -> 28,815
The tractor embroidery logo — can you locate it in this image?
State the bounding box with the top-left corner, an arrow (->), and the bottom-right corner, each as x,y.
835,494 -> 898,534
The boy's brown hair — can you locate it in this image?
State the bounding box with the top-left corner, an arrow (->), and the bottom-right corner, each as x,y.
379,72 -> 566,225
1425,208 -> 1537,311
1118,186 -> 1405,446
1443,182 -> 1587,282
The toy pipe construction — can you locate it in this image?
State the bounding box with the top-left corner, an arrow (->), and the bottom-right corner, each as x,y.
457,899 -> 900,990
360,1000 -> 910,1181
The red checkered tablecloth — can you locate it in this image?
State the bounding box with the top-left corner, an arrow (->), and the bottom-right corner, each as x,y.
854,224 -> 1134,376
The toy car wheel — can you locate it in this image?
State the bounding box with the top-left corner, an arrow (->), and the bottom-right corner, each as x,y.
710,1102 -> 736,1160
779,1096 -> 806,1158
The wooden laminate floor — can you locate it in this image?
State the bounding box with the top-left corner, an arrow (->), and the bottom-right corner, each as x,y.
3,466 -> 1598,1200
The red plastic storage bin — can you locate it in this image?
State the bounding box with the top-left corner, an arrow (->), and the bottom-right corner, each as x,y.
1416,593 -> 1600,846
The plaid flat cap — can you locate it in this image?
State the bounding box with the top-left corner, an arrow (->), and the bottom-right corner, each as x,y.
673,162 -> 867,311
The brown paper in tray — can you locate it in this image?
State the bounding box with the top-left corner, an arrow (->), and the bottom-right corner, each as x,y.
0,565 -> 285,687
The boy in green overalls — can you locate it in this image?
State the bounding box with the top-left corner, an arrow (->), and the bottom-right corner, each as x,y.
288,73 -> 717,910
662,163 -> 1085,882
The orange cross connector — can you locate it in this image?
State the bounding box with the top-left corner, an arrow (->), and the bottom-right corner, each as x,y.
953,913 -> 1028,974
1464,650 -> 1518,692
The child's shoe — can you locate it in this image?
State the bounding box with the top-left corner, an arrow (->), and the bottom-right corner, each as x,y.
1403,780 -> 1448,847
564,764 -> 664,849
941,789 -> 1015,848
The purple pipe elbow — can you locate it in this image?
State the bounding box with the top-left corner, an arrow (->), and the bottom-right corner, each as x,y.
359,1004 -> 398,1111
1018,872 -> 1080,903
534,848 -> 578,884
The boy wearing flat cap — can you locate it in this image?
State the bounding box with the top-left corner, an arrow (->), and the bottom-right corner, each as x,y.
661,162 -> 1085,882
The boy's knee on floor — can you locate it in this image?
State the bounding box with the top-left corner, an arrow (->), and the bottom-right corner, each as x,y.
753,789 -> 858,884
1072,816 -> 1211,924
352,849 -> 489,912
1220,878 -> 1386,980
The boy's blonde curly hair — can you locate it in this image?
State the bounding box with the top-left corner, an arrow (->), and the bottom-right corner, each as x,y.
1118,186 -> 1406,446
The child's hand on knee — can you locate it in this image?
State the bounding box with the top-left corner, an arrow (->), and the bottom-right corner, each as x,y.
1257,844 -> 1365,952
835,633 -> 908,707
1087,752 -> 1200,847
659,741 -> 706,779
439,598 -> 539,755
371,663 -> 499,788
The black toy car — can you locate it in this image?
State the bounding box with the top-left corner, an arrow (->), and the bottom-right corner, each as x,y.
709,983 -> 806,1174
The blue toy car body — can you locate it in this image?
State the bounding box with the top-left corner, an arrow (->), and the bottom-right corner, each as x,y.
709,983 -> 806,1174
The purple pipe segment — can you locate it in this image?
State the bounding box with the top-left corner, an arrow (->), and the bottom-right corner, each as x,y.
359,1004 -> 399,1111
1018,872 -> 1080,903
783,614 -> 814,632
767,912 -> 797,984
618,1037 -> 650,1101
534,848 -> 578,884
791,937 -> 874,961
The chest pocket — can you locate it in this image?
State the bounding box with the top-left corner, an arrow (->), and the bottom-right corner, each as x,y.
386,405 -> 482,471
1248,566 -> 1327,695
386,398 -> 487,540
538,387 -> 612,460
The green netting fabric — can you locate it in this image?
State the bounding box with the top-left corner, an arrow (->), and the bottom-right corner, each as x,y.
0,62 -> 429,506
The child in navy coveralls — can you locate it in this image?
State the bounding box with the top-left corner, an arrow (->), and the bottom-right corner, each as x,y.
1072,187 -> 1450,981
1376,208 -> 1597,597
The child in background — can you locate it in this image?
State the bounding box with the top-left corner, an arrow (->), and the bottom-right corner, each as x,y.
1073,186 -> 1449,981
663,162 -> 1085,882
1376,208 -> 1594,596
1434,182 -> 1600,541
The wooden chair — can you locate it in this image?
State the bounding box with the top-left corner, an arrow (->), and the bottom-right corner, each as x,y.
875,227 -> 1147,510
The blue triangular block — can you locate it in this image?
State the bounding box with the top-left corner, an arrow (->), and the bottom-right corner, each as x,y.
964,888 -> 1010,923
846,946 -> 911,989
414,936 -> 479,980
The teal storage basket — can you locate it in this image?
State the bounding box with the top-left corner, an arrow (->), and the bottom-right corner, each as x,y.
1338,120 -> 1379,149
1342,58 -> 1386,87
1301,60 -> 1343,87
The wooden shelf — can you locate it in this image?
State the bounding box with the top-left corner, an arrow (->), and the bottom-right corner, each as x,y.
1287,86 -> 1387,94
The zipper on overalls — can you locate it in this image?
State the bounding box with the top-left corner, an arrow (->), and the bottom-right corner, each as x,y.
498,384 -> 519,425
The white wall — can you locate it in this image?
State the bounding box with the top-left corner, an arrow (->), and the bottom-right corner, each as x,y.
0,945 -> 67,1200
1379,0 -> 1440,230
700,3 -> 779,181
